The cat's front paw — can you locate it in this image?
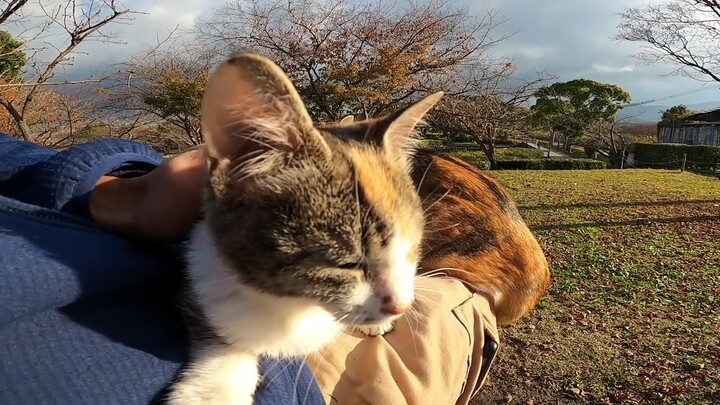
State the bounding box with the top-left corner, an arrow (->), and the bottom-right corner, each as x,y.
167,381 -> 254,405
353,320 -> 395,337
166,348 -> 259,405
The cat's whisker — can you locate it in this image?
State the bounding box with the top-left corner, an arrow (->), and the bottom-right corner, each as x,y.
420,268 -> 499,298
413,292 -> 440,305
420,184 -> 442,205
301,363 -> 315,405
403,314 -> 420,358
291,357 -> 307,405
261,358 -> 295,389
260,358 -> 281,380
354,168 -> 362,233
415,158 -> 434,194
413,285 -> 439,292
422,222 -> 462,234
423,187 -> 453,214
413,288 -> 441,299
405,307 -> 427,329
419,266 -> 477,278
415,271 -> 448,279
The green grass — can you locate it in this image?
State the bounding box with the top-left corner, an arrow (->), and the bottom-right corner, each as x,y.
416,139 -> 445,148
473,169 -> 720,404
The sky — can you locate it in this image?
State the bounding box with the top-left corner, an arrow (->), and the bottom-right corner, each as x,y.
9,0 -> 720,107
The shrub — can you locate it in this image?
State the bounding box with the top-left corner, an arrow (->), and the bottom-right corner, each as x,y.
443,150 -> 606,171
570,146 -> 585,155
443,151 -> 491,170
584,147 -> 598,158
628,143 -> 720,169
496,158 -> 607,170
496,147 -> 544,160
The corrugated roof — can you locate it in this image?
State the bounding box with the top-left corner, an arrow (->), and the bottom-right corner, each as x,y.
683,108 -> 720,122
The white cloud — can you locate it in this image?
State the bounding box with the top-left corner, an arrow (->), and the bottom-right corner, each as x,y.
513,44 -> 555,60
591,64 -> 635,73
4,0 -> 225,80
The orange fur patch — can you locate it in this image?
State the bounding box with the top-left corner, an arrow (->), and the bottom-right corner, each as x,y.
346,146 -> 421,240
413,151 -> 550,325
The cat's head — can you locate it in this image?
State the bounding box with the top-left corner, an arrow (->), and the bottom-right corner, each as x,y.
201,53 -> 442,326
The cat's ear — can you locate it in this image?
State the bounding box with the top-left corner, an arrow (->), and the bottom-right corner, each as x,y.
339,115 -> 355,124
370,91 -> 443,156
201,53 -> 316,165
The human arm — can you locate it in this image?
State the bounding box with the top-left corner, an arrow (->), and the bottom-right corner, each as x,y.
0,135 -> 324,405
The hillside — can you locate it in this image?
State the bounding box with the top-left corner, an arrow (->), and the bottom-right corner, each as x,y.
618,101 -> 720,123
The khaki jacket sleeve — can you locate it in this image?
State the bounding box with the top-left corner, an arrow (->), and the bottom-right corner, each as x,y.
305,278 -> 499,405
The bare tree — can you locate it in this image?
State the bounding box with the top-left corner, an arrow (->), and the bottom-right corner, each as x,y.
0,0 -> 137,143
101,35 -> 215,149
618,0 -> 720,83
0,1 -> 29,25
428,63 -> 548,168
586,118 -> 631,168
196,0 -> 509,122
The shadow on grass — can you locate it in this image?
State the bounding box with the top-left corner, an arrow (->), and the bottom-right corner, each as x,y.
519,199 -> 720,211
530,214 -> 720,231
688,169 -> 720,180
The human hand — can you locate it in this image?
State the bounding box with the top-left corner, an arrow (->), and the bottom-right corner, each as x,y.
89,146 -> 209,243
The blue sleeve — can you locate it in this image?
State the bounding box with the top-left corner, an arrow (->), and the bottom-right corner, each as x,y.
0,134 -> 326,404
0,133 -> 164,219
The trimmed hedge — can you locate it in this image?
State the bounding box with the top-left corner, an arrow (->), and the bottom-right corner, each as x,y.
416,139 -> 445,148
496,147 -> 544,160
496,158 -> 607,170
443,151 -> 606,170
443,151 -> 491,170
629,143 -> 720,169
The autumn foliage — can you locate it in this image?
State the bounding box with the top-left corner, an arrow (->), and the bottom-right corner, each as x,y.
197,0 -> 507,122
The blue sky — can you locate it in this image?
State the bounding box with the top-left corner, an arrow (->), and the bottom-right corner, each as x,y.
13,0 -> 720,106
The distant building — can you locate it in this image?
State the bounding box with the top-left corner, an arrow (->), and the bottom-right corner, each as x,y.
658,109 -> 720,146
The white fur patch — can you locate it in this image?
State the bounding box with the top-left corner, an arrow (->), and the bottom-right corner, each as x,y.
186,223 -> 343,357
346,282 -> 373,308
167,347 -> 258,405
380,235 -> 417,310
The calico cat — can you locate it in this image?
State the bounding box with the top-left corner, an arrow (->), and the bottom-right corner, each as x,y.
166,54 -> 443,404
412,151 -> 550,325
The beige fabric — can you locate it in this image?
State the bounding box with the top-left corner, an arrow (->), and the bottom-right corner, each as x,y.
306,278 -> 499,405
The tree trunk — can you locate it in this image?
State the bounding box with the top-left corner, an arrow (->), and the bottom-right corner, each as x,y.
478,130 -> 498,170
0,98 -> 33,141
478,141 -> 497,169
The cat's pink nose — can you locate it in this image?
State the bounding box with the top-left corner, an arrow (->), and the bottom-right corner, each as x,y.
380,295 -> 411,315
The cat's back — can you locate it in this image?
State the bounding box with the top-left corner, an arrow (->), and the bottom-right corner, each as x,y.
412,150 -> 549,325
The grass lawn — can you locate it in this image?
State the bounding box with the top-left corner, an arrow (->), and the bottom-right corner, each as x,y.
472,169 -> 720,404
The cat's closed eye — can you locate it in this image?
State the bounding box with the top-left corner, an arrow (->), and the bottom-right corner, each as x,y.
336,261 -> 364,270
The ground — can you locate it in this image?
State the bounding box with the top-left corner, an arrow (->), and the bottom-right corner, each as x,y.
471,169 -> 720,404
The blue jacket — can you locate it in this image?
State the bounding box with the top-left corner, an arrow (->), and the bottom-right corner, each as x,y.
0,134 -> 323,405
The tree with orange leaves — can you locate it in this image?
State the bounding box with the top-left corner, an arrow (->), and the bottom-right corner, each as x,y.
196,0 -> 509,122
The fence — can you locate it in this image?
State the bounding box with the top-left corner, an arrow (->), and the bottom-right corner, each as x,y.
624,152 -> 719,173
